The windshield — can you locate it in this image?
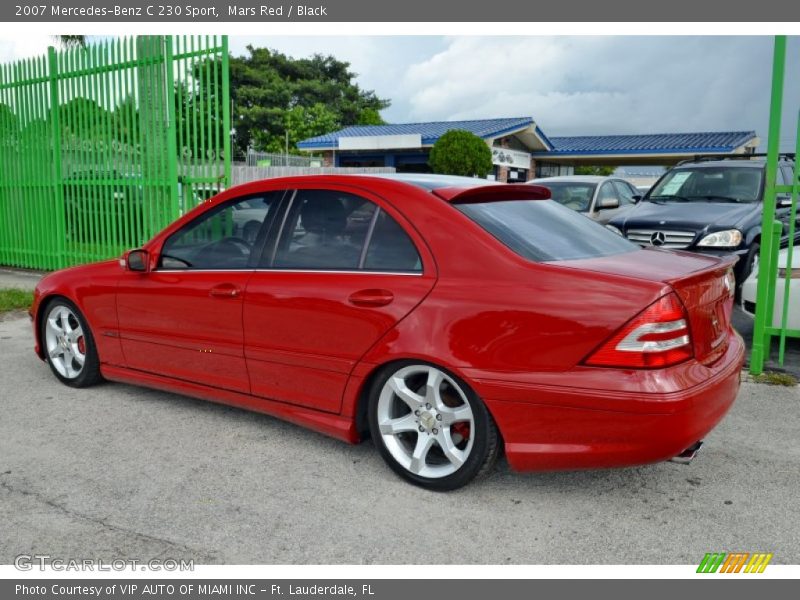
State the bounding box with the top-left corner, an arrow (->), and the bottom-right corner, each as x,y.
648,166 -> 763,203
456,199 -> 637,262
537,182 -> 597,212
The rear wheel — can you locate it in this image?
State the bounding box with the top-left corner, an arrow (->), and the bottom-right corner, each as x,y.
368,362 -> 499,491
41,299 -> 102,388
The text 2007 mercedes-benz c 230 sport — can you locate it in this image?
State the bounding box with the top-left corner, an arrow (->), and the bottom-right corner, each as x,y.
31,174 -> 744,490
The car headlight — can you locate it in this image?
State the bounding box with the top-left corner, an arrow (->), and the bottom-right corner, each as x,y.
605,224 -> 623,236
697,229 -> 743,248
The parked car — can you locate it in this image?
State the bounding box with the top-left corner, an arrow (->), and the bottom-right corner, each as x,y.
607,155 -> 799,288
528,175 -> 639,224
741,246 -> 800,329
31,174 -> 743,490
636,184 -> 653,195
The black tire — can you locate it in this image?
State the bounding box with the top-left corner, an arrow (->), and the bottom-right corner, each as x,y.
40,297 -> 103,388
368,361 -> 500,491
736,242 -> 760,299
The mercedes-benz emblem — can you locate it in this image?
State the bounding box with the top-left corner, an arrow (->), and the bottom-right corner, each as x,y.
650,231 -> 666,246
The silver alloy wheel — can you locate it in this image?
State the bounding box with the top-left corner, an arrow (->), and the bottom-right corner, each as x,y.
376,365 -> 475,479
44,305 -> 86,379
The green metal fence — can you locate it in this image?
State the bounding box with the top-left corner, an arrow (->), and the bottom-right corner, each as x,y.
0,35 -> 231,270
750,35 -> 800,374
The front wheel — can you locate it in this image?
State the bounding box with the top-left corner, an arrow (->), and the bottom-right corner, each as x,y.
41,299 -> 102,388
368,362 -> 500,491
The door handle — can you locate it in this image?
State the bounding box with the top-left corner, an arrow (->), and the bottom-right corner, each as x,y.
348,289 -> 394,307
209,284 -> 241,298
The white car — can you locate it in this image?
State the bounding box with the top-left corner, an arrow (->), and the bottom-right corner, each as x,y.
741,246 -> 800,329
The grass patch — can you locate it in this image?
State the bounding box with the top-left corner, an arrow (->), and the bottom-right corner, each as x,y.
752,372 -> 798,387
0,288 -> 33,313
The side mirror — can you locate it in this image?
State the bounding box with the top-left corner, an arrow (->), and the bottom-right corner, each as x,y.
632,194 -> 643,203
777,196 -> 793,208
125,249 -> 149,272
597,197 -> 620,210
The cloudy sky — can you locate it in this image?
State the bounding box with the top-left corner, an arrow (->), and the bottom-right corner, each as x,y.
2,35 -> 799,149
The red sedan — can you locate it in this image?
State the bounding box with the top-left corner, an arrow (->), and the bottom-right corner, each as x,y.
31,174 -> 744,490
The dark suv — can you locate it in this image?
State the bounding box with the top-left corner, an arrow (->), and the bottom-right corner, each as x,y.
607,154 -> 798,287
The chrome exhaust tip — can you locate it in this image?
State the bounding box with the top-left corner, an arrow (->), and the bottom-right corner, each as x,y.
670,440 -> 704,464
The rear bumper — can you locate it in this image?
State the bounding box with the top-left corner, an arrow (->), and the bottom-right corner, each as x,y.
470,331 -> 744,472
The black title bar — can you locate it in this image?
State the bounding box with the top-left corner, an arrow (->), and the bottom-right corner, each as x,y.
3,0 -> 800,22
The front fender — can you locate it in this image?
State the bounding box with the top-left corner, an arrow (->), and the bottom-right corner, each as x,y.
32,260 -> 125,366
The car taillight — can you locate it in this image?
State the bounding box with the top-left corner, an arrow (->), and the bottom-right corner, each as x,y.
583,292 -> 693,369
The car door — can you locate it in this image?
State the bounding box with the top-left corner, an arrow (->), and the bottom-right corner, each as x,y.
116,191 -> 284,393
242,185 -> 436,413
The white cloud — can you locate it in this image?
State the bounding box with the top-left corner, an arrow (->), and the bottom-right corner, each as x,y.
403,37 -> 778,135
0,36 -> 55,62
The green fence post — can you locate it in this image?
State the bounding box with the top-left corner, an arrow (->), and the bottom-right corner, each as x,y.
764,220 -> 782,332
47,46 -> 67,269
221,35 -> 231,189
750,35 -> 786,375
164,36 -> 180,222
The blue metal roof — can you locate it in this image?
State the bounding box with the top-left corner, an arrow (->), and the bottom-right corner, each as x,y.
538,131 -> 757,156
297,117 -> 550,149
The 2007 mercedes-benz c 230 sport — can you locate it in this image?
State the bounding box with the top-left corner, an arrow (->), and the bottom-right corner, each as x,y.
31,174 -> 744,490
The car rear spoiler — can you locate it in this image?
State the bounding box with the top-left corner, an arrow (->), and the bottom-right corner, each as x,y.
432,184 -> 551,204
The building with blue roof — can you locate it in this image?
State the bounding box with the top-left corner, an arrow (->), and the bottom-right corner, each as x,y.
297,118 -> 759,183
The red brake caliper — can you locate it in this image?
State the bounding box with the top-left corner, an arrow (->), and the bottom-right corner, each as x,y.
77,336 -> 86,354
451,421 -> 471,442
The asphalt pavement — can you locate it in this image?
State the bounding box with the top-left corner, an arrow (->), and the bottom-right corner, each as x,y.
1,314 -> 798,565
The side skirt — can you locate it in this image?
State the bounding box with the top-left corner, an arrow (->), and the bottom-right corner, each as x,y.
100,364 -> 361,444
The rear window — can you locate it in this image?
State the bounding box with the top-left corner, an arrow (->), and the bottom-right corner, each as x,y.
456,199 -> 637,261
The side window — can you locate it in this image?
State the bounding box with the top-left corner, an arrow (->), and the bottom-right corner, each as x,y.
364,210 -> 422,272
159,192 -> 281,270
273,190 -> 376,270
612,181 -> 635,205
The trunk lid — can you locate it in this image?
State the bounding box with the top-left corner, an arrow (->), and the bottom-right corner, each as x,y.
553,247 -> 737,365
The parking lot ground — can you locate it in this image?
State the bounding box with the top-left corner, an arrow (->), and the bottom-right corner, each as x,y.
1,314 -> 799,565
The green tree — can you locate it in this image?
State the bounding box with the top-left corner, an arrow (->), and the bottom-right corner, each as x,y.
229,46 -> 390,158
279,103 -> 339,154
574,165 -> 616,176
429,130 -> 493,178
